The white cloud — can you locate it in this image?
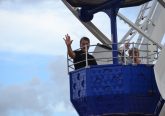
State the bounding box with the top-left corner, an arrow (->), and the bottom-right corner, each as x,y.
0,0 -> 100,55
0,74 -> 74,116
0,56 -> 77,116
54,102 -> 67,112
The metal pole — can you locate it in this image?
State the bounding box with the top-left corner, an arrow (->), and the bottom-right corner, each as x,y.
156,44 -> 159,60
133,42 -> 135,64
108,9 -> 119,64
85,45 -> 88,68
67,54 -> 69,74
124,45 -> 126,65
147,43 -> 149,64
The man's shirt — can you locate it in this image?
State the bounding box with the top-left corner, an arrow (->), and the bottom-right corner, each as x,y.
73,50 -> 97,70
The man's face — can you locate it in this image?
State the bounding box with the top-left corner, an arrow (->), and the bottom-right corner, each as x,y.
80,40 -> 90,52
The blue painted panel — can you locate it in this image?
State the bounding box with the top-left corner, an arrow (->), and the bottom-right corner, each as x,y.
69,64 -> 164,116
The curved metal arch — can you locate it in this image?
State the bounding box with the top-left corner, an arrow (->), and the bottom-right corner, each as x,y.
66,0 -> 108,7
66,0 -> 151,8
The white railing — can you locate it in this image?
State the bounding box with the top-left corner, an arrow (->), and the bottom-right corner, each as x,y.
67,43 -> 160,73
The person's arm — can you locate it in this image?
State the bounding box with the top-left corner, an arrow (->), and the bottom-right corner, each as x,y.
63,34 -> 75,59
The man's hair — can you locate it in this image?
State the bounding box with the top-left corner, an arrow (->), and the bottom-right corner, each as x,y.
80,37 -> 90,44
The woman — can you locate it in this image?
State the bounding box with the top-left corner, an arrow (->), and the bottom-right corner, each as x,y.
128,47 -> 141,64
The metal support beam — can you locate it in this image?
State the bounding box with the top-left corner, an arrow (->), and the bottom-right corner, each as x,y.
105,9 -> 119,64
158,0 -> 165,8
62,0 -> 112,45
117,12 -> 162,49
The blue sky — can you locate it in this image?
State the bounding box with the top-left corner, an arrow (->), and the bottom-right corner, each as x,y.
0,0 -> 141,116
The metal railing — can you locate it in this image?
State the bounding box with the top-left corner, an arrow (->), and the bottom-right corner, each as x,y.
67,42 -> 160,73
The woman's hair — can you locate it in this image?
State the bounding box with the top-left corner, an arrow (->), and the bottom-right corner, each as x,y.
129,47 -> 139,56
